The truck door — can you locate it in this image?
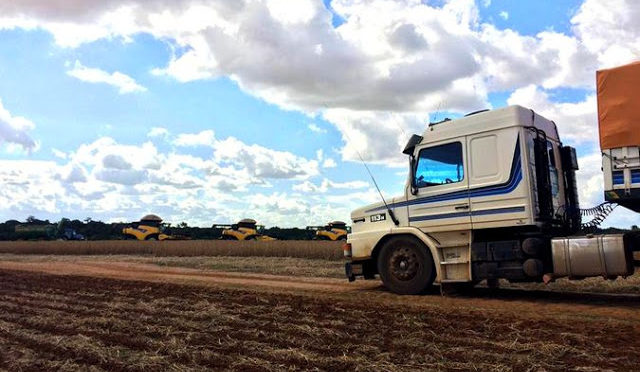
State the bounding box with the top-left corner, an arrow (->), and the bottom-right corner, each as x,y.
408,139 -> 471,232
467,130 -> 529,228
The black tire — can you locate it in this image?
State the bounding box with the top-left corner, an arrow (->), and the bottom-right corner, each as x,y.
338,235 -> 347,241
377,236 -> 435,295
145,235 -> 158,241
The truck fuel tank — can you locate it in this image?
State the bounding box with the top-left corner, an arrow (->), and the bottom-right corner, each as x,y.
551,234 -> 636,279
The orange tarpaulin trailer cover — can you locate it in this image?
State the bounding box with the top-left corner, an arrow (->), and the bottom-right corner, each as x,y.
597,61 -> 640,150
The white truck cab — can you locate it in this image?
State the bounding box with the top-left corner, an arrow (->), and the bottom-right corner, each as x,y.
345,105 -> 639,294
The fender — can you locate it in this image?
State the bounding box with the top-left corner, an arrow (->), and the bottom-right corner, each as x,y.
351,226 -> 443,282
385,226 -> 443,283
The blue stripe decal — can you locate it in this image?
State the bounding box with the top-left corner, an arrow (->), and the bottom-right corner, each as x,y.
366,138 -> 522,213
631,170 -> 640,184
408,206 -> 526,222
613,171 -> 625,185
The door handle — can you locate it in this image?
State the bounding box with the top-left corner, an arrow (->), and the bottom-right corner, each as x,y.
455,204 -> 470,210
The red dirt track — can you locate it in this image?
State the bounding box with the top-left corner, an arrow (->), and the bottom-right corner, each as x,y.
0,260 -> 639,371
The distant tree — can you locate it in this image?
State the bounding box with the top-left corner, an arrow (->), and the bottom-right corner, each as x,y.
632,225 -> 639,231
177,221 -> 189,228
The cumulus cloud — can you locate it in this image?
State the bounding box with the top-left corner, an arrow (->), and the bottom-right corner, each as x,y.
0,131 -> 365,225
67,60 -> 147,94
4,0 -> 640,164
0,99 -> 37,152
324,109 -> 426,165
506,85 -> 598,144
173,129 -> 216,147
147,127 -> 169,138
214,137 -> 320,179
322,158 -> 337,168
293,178 -> 368,193
571,0 -> 640,68
3,0 -> 640,227
308,123 -> 326,134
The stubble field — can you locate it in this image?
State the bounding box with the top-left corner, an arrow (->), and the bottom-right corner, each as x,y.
0,253 -> 639,371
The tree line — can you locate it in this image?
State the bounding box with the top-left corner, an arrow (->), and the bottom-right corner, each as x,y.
0,217 -> 318,241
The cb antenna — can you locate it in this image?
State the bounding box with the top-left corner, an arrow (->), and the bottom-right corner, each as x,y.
341,127 -> 400,226
321,103 -> 399,225
433,100 -> 444,123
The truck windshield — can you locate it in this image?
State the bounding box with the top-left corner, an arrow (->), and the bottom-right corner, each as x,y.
414,142 -> 464,188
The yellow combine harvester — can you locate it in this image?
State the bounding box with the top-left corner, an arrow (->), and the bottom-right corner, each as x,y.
214,218 -> 276,241
122,214 -> 178,241
307,221 -> 350,241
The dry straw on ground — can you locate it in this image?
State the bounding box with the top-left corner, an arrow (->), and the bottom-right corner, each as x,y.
0,240 -> 344,260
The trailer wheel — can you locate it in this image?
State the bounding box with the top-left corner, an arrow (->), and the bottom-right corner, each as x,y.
377,236 -> 435,295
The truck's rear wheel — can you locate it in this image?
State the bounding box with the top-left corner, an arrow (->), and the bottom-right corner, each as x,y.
377,236 -> 435,295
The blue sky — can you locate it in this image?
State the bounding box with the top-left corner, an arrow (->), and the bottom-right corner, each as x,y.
0,0 -> 638,227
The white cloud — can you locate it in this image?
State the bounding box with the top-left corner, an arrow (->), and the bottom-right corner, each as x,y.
571,0 -> 640,69
322,158 -> 337,168
147,127 -> 169,138
0,130 -> 340,225
499,11 -> 508,20
3,0 -> 640,227
506,85 -> 597,145
308,123 -> 327,134
67,60 -> 147,94
323,108 -> 426,166
214,137 -> 319,179
0,99 -> 37,152
51,148 -> 68,159
6,0 -> 639,163
173,129 -> 216,147
293,178 -> 368,193
266,0 -> 319,25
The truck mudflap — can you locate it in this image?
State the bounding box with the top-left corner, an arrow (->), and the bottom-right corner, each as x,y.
345,260 -> 376,282
551,233 -> 637,279
345,262 -> 361,282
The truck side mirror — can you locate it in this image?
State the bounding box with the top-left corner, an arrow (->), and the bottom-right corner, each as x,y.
404,134 -> 423,195
403,134 -> 423,155
410,156 -> 419,195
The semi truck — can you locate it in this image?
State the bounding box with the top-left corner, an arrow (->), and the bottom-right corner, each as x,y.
344,62 -> 640,294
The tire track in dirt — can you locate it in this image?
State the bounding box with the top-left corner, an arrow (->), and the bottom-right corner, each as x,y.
1,259 -> 639,322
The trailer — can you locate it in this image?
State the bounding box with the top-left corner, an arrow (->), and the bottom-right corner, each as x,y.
344,63 -> 640,294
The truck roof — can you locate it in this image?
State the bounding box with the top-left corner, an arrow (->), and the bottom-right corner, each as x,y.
421,105 -> 560,144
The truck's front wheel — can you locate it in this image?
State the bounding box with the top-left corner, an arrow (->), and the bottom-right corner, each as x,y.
377,236 -> 435,295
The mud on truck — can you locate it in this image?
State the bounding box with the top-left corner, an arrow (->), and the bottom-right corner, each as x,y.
344,63 -> 640,295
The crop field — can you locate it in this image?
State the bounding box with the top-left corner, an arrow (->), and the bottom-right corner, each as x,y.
0,240 -> 344,260
0,255 -> 639,371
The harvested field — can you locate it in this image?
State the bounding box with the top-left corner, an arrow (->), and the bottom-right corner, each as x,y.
0,253 -> 638,294
0,240 -> 343,259
0,259 -> 639,371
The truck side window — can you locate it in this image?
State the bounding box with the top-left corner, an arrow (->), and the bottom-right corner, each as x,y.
414,142 -> 464,188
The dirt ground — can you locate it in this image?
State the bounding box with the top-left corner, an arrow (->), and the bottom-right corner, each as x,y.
0,259 -> 639,371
